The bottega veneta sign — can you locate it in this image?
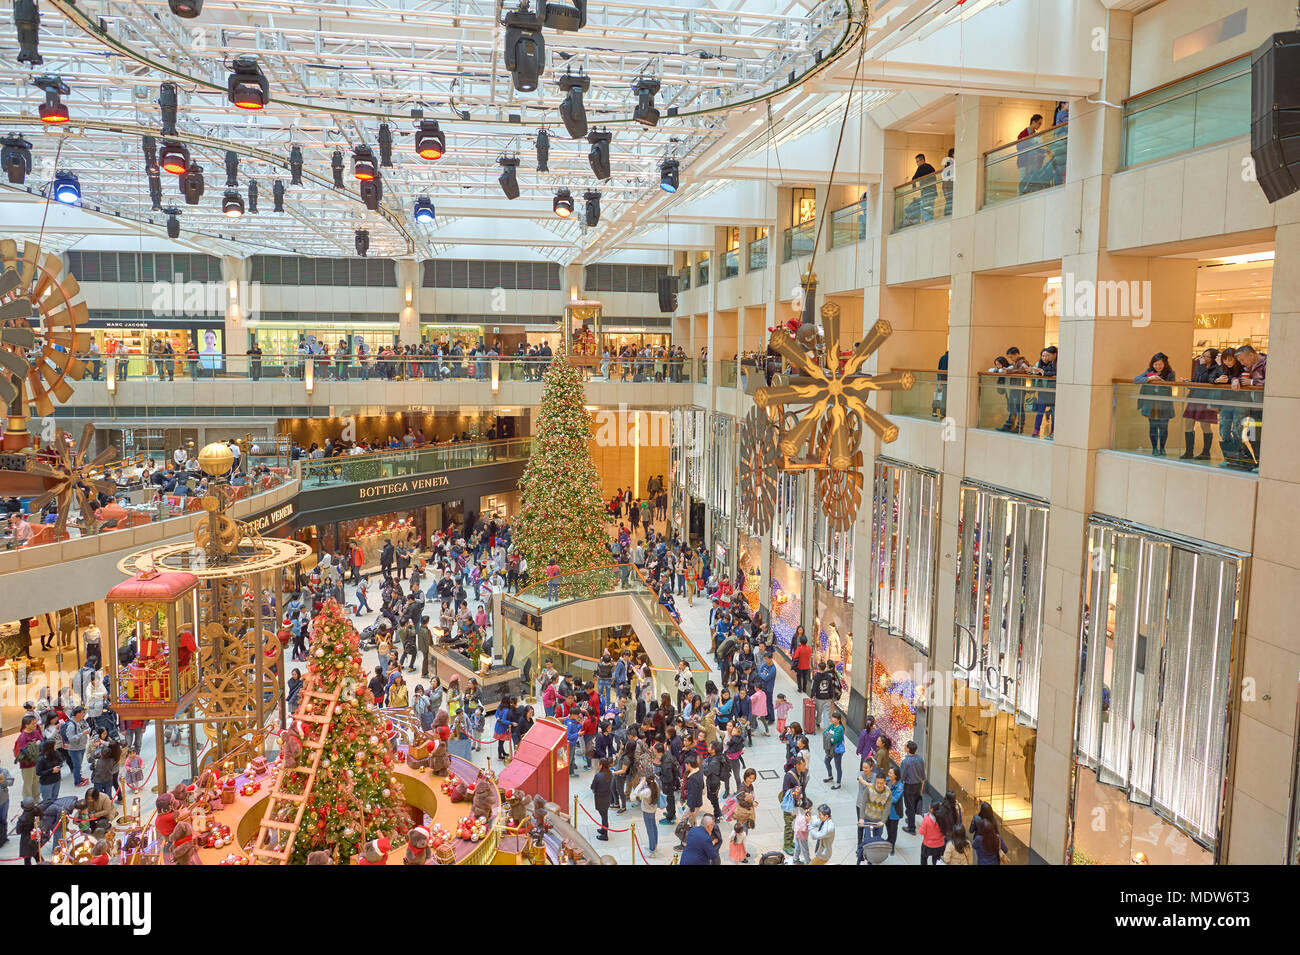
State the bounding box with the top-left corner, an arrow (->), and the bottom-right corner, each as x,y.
357,475 -> 451,500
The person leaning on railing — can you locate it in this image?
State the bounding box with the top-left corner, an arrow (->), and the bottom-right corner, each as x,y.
1134,352 -> 1177,456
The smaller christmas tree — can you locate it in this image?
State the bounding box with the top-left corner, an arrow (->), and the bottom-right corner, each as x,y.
280,600 -> 408,864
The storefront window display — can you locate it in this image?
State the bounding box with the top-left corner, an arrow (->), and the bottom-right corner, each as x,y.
252,325 -> 397,360
770,555 -> 803,654
0,606 -> 99,733
949,482 -> 1049,863
1070,519 -> 1244,865
317,511 -> 424,568
868,459 -> 938,654
864,633 -> 926,766
708,414 -> 736,557
771,471 -> 805,567
812,509 -> 853,602
669,408 -> 688,534
737,534 -> 763,617
813,584 -> 852,712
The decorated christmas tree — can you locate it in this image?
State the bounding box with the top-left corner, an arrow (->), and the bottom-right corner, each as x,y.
514,352 -> 610,580
280,600 -> 408,864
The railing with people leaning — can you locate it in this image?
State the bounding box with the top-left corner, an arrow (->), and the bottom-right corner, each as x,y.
298,437 -> 534,487
1110,378 -> 1263,471
893,168 -> 951,231
976,371 -> 1057,439
503,563 -> 709,692
983,123 -> 1068,207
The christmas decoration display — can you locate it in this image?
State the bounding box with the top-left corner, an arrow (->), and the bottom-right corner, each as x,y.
738,406 -> 779,534
514,352 -> 611,585
871,658 -> 916,760
256,599 -> 408,864
456,815 -> 490,843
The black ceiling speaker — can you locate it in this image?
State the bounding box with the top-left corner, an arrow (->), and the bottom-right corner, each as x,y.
657,274 -> 678,312
504,2 -> 545,92
1250,30 -> 1300,203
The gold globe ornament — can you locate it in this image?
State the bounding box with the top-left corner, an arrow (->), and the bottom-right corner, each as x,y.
197,441 -> 235,476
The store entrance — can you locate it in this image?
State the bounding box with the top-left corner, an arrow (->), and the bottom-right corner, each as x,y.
948,681 -> 1036,863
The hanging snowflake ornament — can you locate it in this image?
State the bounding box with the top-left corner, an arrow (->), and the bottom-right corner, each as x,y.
754,302 -> 914,467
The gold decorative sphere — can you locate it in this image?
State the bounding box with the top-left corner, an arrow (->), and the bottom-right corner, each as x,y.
197,441 -> 234,476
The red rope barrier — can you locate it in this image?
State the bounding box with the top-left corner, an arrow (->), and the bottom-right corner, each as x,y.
632,828 -> 651,865
575,800 -> 630,833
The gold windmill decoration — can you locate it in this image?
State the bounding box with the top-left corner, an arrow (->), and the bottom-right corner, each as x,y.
17,424 -> 118,538
751,299 -> 914,533
0,238 -> 92,450
737,405 -> 780,534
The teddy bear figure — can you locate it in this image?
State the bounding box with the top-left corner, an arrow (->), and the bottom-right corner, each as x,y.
404,825 -> 430,865
171,822 -> 201,865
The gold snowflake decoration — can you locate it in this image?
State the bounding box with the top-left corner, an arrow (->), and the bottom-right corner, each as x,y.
754,302 -> 914,469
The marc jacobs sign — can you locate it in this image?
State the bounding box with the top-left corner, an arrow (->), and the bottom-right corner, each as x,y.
358,475 -> 452,500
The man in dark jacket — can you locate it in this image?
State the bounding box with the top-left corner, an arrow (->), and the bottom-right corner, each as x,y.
655,742 -> 678,824
379,539 -> 395,581
810,661 -> 840,730
680,814 -> 720,865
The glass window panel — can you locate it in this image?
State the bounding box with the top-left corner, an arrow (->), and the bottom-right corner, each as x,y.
1077,525 -> 1110,767
1130,540 -> 1169,804
1098,533 -> 1141,788
1018,507 -> 1048,726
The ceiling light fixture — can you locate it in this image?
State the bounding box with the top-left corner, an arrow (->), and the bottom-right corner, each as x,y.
557,70 -> 590,138
633,77 -> 661,127
165,207 -> 181,238
414,120 -> 445,160
377,123 -> 393,167
158,81 -> 179,135
413,196 -> 436,224
34,75 -> 70,124
587,128 -> 611,180
179,163 -> 205,204
227,55 -> 268,110
222,189 -> 244,218
1,134 -> 31,184
158,139 -> 189,175
14,0 -> 41,65
553,188 -> 573,217
659,158 -> 679,193
352,144 -> 377,180
330,150 -> 344,188
504,1 -> 545,93
51,171 -> 80,205
535,128 -> 550,172
584,190 -> 600,227
498,156 -> 520,199
288,145 -> 303,185
355,229 -> 370,257
272,179 -> 285,212
168,0 -> 203,16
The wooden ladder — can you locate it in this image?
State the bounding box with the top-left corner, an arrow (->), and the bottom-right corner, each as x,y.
248,681 -> 343,865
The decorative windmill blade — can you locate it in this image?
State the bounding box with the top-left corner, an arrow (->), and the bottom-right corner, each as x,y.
0,266 -> 20,296
54,490 -> 74,538
87,477 -> 116,495
74,422 -> 94,461
87,445 -> 117,468
0,347 -> 30,406
0,297 -> 33,321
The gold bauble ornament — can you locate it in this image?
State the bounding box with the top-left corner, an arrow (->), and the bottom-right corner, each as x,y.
197,441 -> 234,476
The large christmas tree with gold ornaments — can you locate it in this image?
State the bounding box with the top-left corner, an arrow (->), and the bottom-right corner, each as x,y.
281,600 -> 408,864
515,352 -> 610,578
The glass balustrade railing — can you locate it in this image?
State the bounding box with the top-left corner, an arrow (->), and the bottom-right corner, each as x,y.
678,266 -> 691,291
718,360 -> 739,389
977,372 -> 1057,439
696,358 -> 709,384
722,249 -> 740,279
984,124 -> 1068,206
1111,379 -> 1263,472
830,201 -> 868,247
782,220 -> 816,262
1122,56 -> 1250,168
507,564 -> 708,689
67,353 -> 696,387
299,436 -> 533,486
697,259 -> 710,286
748,237 -> 769,272
890,369 -> 947,421
893,170 -> 951,231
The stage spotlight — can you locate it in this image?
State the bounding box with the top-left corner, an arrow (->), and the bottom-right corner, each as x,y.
535,128 -> 550,172
414,120 -> 445,160
222,189 -> 244,218
158,81 -> 179,135
159,139 -> 189,175
288,145 -> 303,185
247,179 -> 258,214
227,55 -> 268,110
1,135 -> 31,185
659,158 -> 679,193
543,0 -> 586,31
587,128 -> 610,180
272,179 -> 285,212
413,196 -> 436,224
330,150 -> 344,188
51,171 -> 80,205
34,75 -> 69,124
168,0 -> 203,16
584,190 -> 600,227
553,188 -> 573,218
179,163 -> 205,204
165,207 -> 181,238
352,144 -> 377,180
355,229 -> 370,257
633,78 -> 661,127
504,2 -> 545,93
497,156 -> 520,199
224,149 -> 239,187
15,0 -> 41,66
142,135 -> 160,176
360,175 -> 382,211
377,123 -> 393,167
557,71 -> 589,138
148,175 -> 163,211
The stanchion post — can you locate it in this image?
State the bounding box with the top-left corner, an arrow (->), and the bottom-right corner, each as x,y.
630,820 -> 638,864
